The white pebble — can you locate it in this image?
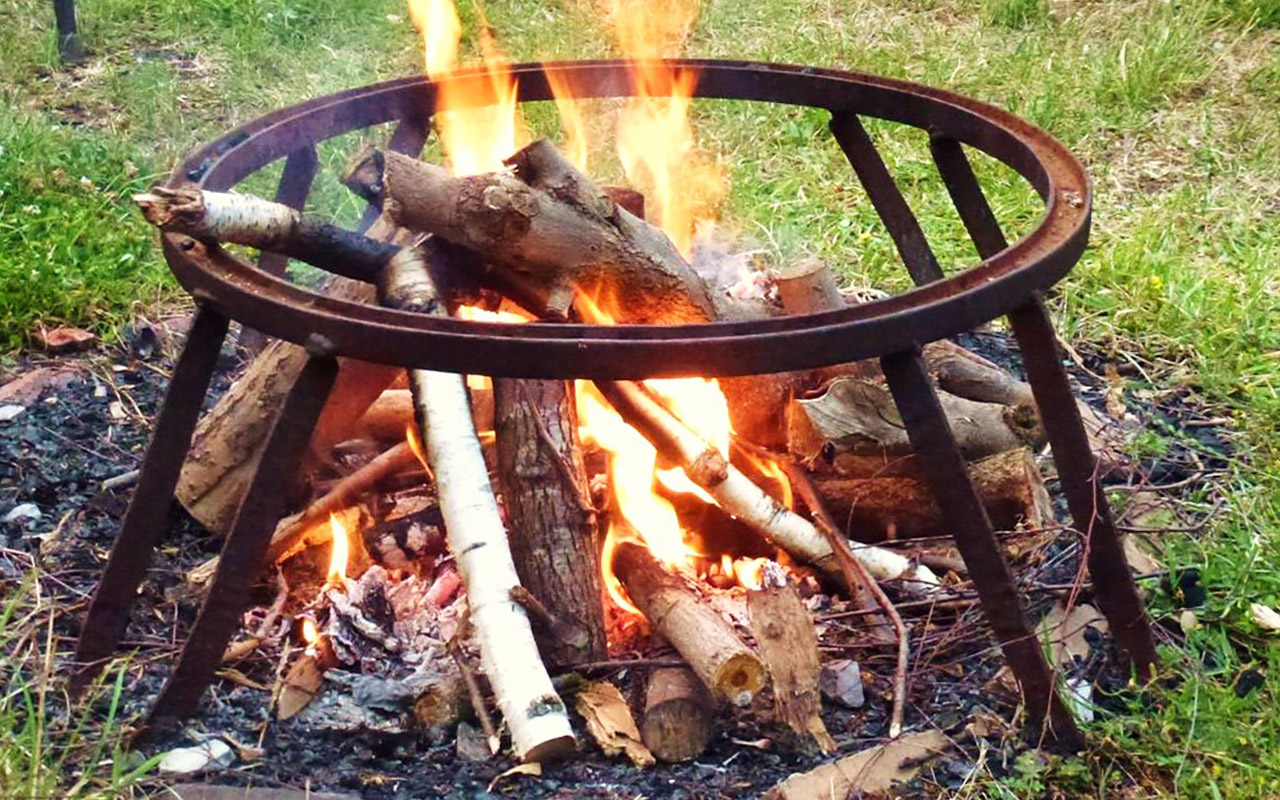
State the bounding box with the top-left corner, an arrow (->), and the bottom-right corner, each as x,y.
3,503 -> 41,524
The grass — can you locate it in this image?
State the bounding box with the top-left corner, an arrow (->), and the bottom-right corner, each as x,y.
0,570 -> 161,798
1,0 -> 1278,796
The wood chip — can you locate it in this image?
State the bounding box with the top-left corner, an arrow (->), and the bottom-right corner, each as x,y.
34,325 -> 98,353
763,729 -> 952,800
574,680 -> 655,768
487,762 -> 542,792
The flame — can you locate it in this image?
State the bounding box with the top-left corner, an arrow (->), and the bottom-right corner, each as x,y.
546,69 -> 589,172
605,0 -> 723,256
739,449 -> 794,510
299,617 -> 320,646
327,513 -> 350,585
408,0 -> 526,177
731,557 -> 771,591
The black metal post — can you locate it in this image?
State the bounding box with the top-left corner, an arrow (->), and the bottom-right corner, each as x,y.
53,0 -> 84,63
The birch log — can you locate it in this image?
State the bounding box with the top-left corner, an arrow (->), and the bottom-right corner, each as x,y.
379,247 -> 575,762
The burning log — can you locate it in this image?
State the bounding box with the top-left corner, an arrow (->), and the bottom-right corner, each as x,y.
377,243 -> 575,762
596,380 -> 940,594
640,666 -> 713,763
347,142 -> 715,324
495,377 -> 607,668
746,563 -> 835,753
611,541 -> 766,706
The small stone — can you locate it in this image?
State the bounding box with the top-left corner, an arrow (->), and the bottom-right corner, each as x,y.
819,658 -> 865,709
0,405 -> 24,422
157,739 -> 233,774
170,784 -> 360,800
3,503 -> 41,525
455,721 -> 491,762
34,326 -> 98,353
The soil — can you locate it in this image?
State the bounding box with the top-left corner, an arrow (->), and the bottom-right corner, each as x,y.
0,323 -> 1228,799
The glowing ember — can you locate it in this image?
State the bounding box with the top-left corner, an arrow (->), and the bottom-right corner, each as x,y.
730,557 -> 771,591
327,513 -> 350,585
299,617 -> 320,646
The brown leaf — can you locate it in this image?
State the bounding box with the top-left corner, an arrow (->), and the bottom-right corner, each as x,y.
574,681 -> 655,768
487,762 -> 541,792
277,654 -> 324,720
34,325 -> 98,353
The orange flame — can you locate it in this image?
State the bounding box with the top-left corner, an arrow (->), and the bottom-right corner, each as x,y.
408,0 -> 526,176
327,513 -> 350,585
730,557 -> 771,591
739,449 -> 794,510
545,69 -> 589,172
605,0 -> 723,256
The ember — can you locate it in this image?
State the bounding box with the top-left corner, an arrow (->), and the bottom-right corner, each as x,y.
68,0 -> 1160,790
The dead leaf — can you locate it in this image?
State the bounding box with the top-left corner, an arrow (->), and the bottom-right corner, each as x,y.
1103,364 -> 1128,421
763,729 -> 952,800
215,667 -> 269,691
487,762 -> 541,792
574,681 -> 655,768
277,654 -> 324,720
1039,603 -> 1108,667
1250,603 -> 1280,632
1122,535 -> 1162,575
34,325 -> 98,353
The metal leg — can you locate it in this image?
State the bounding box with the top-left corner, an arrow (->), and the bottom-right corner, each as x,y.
929,136 -> 1010,260
881,348 -> 1083,748
829,112 -> 944,286
70,307 -> 230,697
146,355 -> 339,729
1009,298 -> 1159,678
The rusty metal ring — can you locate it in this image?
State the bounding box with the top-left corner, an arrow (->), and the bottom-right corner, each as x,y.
163,59 -> 1090,379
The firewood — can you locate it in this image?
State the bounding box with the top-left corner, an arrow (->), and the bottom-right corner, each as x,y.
135,188 -> 405,535
574,680 -> 655,768
378,242 -> 575,762
795,376 -> 1042,463
596,380 -> 940,594
640,666 -> 713,763
811,448 -> 1053,541
494,377 -> 607,668
746,563 -> 835,753
611,542 -> 766,706
357,386 -> 495,442
348,141 -> 715,324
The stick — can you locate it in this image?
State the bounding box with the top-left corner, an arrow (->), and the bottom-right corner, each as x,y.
785,459 -> 910,739
595,380 -> 940,594
640,666 -> 713,762
611,542 -> 766,706
378,243 -> 574,762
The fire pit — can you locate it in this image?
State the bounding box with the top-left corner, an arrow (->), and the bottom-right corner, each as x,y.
71,59 -> 1156,757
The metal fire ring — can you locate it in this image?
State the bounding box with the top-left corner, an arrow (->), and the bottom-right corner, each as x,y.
162,59 -> 1091,379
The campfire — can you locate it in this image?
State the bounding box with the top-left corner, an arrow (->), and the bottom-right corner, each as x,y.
69,0 -> 1160,786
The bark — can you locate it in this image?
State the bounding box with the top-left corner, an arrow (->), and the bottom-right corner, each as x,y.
351,142 -> 715,324
640,667 -> 713,763
356,385 -> 494,441
596,380 -> 940,594
746,565 -> 835,753
495,377 -> 606,668
812,448 -> 1053,541
380,245 -> 575,762
612,542 -> 766,706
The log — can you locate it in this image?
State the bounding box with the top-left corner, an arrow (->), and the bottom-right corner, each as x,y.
746,563 -> 834,753
612,541 -> 766,706
596,380 -> 940,594
349,142 -> 715,324
640,667 -> 713,763
495,377 -> 606,668
795,376 -> 1042,464
356,385 -> 494,441
812,448 -> 1053,541
379,242 -> 575,762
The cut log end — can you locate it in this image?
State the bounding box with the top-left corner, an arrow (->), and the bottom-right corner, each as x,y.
640,667 -> 713,763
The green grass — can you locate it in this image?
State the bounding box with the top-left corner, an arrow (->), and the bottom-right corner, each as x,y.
2,0 -> 1279,796
0,574 -> 161,798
